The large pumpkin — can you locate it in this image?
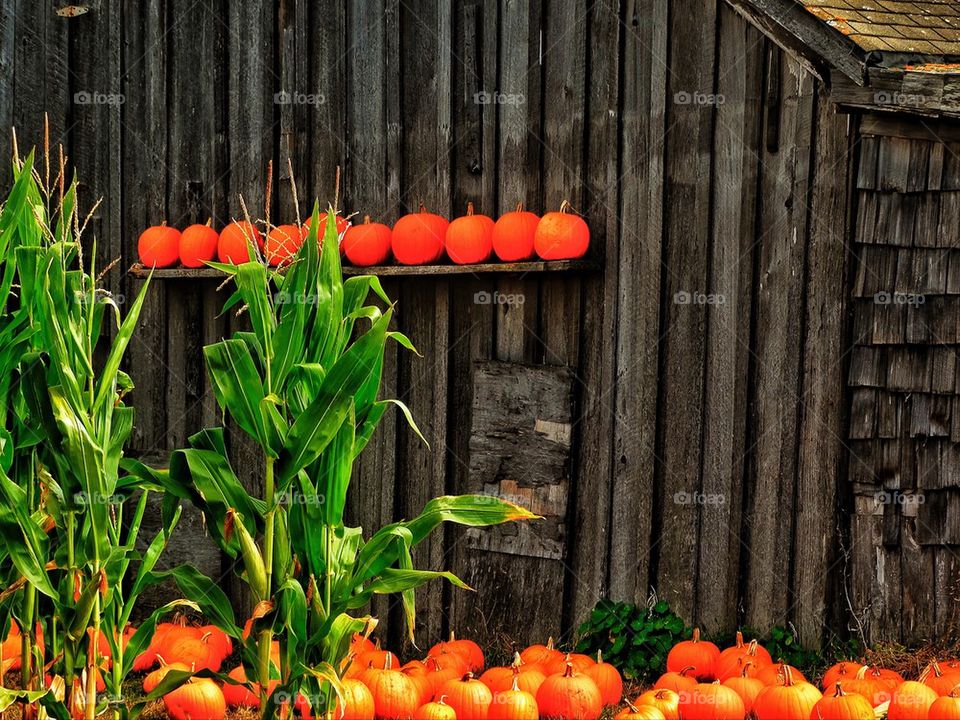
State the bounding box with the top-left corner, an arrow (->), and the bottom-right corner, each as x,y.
922,661 -> 960,696
721,665 -> 764,712
342,216 -> 392,266
218,220 -> 262,264
492,202 -> 539,262
751,667 -> 821,720
361,659 -> 421,720
429,631 -> 485,674
445,201 -> 494,264
333,677 -> 376,720
163,677 -> 226,720
634,688 -> 679,720
715,640 -> 768,680
887,681 -> 938,720
438,673 -> 493,720
585,650 -> 622,706
520,638 -> 562,667
534,200 -> 589,260
666,629 -> 720,681
811,683 -> 874,720
179,221 -> 219,268
138,224 -> 181,268
482,660 -> 545,697
929,687 -> 960,720
392,203 -> 448,265
678,683 -> 745,720
654,667 -> 698,694
536,663 -> 603,720
822,662 -> 866,691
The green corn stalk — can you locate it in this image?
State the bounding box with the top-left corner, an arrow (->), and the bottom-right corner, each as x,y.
139,203 -> 539,719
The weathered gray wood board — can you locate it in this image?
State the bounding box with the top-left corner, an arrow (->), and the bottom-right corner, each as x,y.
4,0 -> 956,650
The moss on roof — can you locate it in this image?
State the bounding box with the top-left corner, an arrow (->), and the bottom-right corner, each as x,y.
800,0 -> 960,55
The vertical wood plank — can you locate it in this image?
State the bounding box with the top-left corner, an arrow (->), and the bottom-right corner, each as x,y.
792,90 -> 852,647
608,0 -> 669,606
697,5 -> 764,635
654,0 -> 717,622
0,3 -> 15,188
743,52 -> 815,631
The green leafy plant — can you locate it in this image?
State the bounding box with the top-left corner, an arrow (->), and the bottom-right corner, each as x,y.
138,203 -> 537,719
575,599 -> 690,682
0,145 -> 186,720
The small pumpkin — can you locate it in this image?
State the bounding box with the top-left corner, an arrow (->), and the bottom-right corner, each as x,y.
303,212 -> 350,243
615,700 -> 666,720
751,667 -> 821,720
678,682 -> 745,720
414,696 -> 457,720
534,200 -> 589,260
446,201 -> 494,264
138,224 -> 181,268
342,215 -> 392,266
810,683 -> 874,720
715,640 -> 768,680
332,677 -> 376,720
718,632 -> 773,668
179,220 -> 219,268
536,662 -> 603,720
143,657 -> 191,694
721,663 -> 764,712
221,664 -> 280,708
520,637 -> 562,667
361,656 -> 421,720
929,686 -> 960,720
634,688 -> 680,720
886,681 -> 938,720
218,220 -> 262,264
425,655 -> 468,698
492,202 -> 539,261
265,223 -> 304,266
163,677 -> 227,720
922,661 -> 960,696
822,662 -> 866,691
756,662 -> 808,686
392,203 -> 448,265
585,650 -> 622,706
490,676 -> 539,720
430,631 -> 485,674
482,655 -> 545,696
543,652 -> 594,678
666,629 -> 720,681
654,666 -> 698,694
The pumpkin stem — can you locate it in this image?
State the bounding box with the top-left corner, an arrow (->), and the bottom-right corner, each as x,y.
512,651 -> 523,668
625,699 -> 641,712
746,639 -> 759,656
511,675 -> 521,693
781,666 -> 794,686
466,201 -> 475,216
832,683 -> 847,698
515,202 -> 524,212
363,215 -> 371,225
692,628 -> 701,643
559,199 -> 573,214
563,662 -> 575,678
734,631 -> 744,648
597,650 -> 603,664
461,672 -> 474,682
949,683 -> 960,698
438,695 -> 448,705
205,217 -> 213,227
384,653 -> 393,670
740,662 -> 753,678
680,666 -> 696,677
449,631 -> 456,642
418,201 -> 427,213
547,637 -> 555,650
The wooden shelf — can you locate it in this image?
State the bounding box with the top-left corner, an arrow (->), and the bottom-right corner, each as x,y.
127,259 -> 598,279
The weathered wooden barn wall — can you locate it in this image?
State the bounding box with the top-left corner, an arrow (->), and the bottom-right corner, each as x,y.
0,0 -> 866,649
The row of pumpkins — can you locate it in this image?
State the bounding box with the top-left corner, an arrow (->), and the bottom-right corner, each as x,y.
137,201 -> 590,270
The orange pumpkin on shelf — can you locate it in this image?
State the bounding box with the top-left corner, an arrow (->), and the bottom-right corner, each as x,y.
163,677 -> 226,720
138,224 -> 181,268
342,216 -> 392,266
811,683 -> 874,720
493,202 -> 540,262
304,212 -> 350,241
265,224 -> 304,266
536,662 -> 603,720
666,628 -> 720,681
634,688 -> 680,720
332,677 -> 376,720
179,221 -> 219,268
218,221 -> 262,264
445,201 -> 494,264
534,200 -> 589,260
392,203 -> 448,265
414,696 -> 457,720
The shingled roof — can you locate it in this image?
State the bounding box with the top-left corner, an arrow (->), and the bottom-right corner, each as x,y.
726,0 -> 960,84
801,0 -> 960,56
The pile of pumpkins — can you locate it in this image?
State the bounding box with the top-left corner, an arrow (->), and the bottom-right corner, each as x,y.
137,201 -> 589,270
636,628 -> 960,720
